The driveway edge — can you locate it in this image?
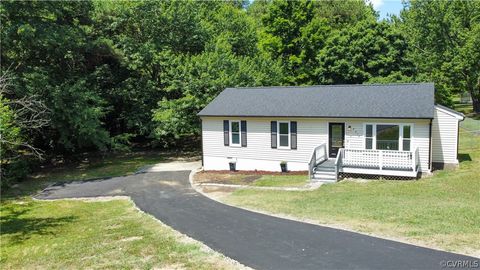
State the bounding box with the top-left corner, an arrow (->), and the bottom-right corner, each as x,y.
34,194 -> 253,270
189,170 -> 480,259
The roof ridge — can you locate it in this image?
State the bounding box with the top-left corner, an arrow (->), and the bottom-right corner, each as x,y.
226,83 -> 434,90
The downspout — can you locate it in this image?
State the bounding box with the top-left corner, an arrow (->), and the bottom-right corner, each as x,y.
428,119 -> 433,171
200,118 -> 204,167
457,116 -> 465,163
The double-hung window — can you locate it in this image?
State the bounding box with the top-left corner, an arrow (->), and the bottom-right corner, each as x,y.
364,123 -> 412,151
230,121 -> 241,146
365,124 -> 374,149
278,122 -> 290,148
376,124 -> 400,150
402,125 -> 411,151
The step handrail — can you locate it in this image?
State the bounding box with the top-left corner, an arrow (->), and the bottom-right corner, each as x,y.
308,143 -> 327,179
334,148 -> 344,181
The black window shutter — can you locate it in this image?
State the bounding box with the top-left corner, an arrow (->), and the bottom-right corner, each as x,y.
291,121 -> 297,150
271,121 -> 277,148
223,120 -> 229,146
241,120 -> 247,147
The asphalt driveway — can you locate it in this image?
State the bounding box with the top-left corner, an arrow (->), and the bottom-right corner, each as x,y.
36,166 -> 478,270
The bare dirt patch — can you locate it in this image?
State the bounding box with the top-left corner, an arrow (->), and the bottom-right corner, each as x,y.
197,186 -> 238,200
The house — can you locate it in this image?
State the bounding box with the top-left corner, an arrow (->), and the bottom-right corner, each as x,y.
197,83 -> 464,181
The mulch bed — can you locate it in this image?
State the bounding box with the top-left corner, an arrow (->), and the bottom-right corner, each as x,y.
193,170 -> 308,185
200,170 -> 308,175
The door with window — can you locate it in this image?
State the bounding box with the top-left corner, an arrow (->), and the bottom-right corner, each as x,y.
329,123 -> 345,158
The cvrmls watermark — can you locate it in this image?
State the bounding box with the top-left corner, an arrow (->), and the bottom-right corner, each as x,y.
440,260 -> 479,268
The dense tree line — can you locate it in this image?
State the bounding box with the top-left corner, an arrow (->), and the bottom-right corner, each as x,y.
1,0 -> 479,186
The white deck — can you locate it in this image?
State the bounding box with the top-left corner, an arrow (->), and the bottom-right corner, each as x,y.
309,145 -> 420,180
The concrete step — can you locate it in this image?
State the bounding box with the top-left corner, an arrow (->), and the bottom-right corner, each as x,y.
311,178 -> 337,183
312,173 -> 336,180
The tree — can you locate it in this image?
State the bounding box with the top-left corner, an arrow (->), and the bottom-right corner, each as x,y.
1,0 -> 112,153
400,0 -> 480,111
316,20 -> 414,84
0,72 -> 50,187
258,0 -> 375,85
152,39 -> 284,145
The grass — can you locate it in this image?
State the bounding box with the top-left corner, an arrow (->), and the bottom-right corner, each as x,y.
223,119 -> 480,256
461,117 -> 480,132
252,175 -> 308,187
0,198 -> 235,269
1,151 -> 236,269
7,151 -> 197,197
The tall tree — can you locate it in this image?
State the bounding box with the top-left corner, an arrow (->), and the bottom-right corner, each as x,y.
1,0 -> 111,153
316,19 -> 414,84
258,0 -> 374,85
401,0 -> 480,111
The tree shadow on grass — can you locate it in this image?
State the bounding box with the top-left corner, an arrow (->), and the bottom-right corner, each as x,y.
1,204 -> 77,245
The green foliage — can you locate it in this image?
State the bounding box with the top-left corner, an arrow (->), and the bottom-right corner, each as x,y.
1,0 -> 478,177
258,0 -> 375,84
401,0 -> 480,111
0,96 -> 30,187
316,20 -> 414,84
152,40 -> 284,144
0,96 -> 21,158
1,0 -> 111,153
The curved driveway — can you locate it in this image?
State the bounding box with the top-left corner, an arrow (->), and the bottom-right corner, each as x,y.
36,168 -> 477,270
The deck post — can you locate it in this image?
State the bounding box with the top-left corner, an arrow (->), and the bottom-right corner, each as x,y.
411,151 -> 415,171
379,150 -> 383,171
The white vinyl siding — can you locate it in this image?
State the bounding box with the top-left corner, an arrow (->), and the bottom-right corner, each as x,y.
203,117 -> 326,165
344,119 -> 430,172
202,117 -> 431,172
432,106 -> 461,164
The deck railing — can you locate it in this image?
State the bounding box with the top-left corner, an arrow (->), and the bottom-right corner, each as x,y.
308,143 -> 327,179
341,148 -> 419,172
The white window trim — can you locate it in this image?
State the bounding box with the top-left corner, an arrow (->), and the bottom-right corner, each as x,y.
277,121 -> 290,149
229,120 -> 241,147
365,124 -> 375,150
363,123 -> 414,151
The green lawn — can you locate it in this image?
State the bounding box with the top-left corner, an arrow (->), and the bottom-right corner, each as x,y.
7,151 -> 198,197
223,121 -> 480,256
461,117 -> 480,132
1,151 -> 236,269
252,175 -> 308,187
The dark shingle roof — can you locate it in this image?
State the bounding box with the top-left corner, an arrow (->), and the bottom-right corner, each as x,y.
198,83 -> 435,119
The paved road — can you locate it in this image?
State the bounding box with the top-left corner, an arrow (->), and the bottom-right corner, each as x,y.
36,168 -> 478,270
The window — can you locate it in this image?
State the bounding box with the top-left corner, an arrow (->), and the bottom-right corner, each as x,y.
376,124 -> 399,150
402,125 -> 411,151
230,121 -> 241,146
278,122 -> 290,148
365,124 -> 373,149
364,123 -> 412,151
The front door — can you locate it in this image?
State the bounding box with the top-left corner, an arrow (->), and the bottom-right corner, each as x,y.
329,123 -> 345,158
